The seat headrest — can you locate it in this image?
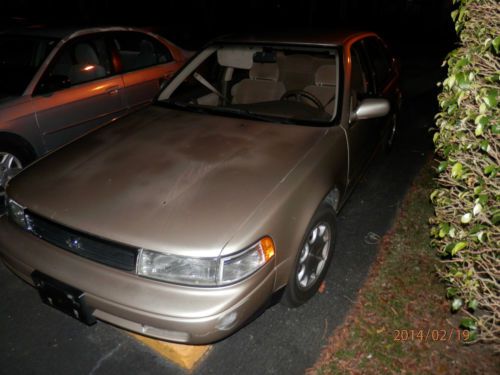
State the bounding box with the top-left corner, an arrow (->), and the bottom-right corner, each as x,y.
249,63 -> 279,81
75,43 -> 99,65
315,65 -> 336,86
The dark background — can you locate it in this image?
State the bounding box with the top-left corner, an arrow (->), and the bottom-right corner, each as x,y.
3,0 -> 457,58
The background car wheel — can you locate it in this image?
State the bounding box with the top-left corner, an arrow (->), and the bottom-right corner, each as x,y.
0,141 -> 33,198
282,203 -> 336,307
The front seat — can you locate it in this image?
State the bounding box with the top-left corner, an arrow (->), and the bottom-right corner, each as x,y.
232,63 -> 286,104
69,43 -> 106,84
304,65 -> 336,114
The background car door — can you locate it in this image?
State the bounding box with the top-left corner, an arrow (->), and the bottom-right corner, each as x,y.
346,40 -> 380,181
113,32 -> 181,111
32,35 -> 127,152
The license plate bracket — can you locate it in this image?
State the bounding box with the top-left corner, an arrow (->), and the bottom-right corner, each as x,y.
31,271 -> 96,325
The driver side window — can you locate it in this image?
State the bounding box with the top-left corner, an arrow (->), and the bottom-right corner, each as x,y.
349,41 -> 371,112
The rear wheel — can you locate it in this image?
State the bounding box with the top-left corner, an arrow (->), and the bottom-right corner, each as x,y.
282,204 -> 336,307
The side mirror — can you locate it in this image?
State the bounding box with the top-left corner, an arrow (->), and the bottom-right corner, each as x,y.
38,74 -> 71,94
351,98 -> 390,122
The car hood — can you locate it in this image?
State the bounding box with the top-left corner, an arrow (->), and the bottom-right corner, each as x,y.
10,106 -> 327,257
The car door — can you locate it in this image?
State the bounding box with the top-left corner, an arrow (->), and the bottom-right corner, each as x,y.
113,32 -> 181,111
346,40 -> 380,181
32,34 -> 127,152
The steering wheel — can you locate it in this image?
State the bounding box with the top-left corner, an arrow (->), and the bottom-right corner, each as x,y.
281,90 -> 324,110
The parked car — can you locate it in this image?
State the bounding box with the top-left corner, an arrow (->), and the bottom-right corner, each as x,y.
0,26 -> 188,196
0,31 -> 400,344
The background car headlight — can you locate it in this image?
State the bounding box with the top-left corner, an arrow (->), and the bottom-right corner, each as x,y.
5,197 -> 28,229
137,236 -> 275,286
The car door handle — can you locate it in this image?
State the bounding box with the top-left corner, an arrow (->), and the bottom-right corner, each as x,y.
107,86 -> 121,96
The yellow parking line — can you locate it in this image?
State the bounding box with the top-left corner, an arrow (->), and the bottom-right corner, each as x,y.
130,333 -> 211,371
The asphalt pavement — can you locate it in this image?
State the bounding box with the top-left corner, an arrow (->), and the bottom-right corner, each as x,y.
0,56 -> 439,375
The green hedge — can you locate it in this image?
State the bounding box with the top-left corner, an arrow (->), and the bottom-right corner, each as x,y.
431,0 -> 499,349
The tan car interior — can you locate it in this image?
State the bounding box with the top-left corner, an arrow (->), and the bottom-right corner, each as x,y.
230,53 -> 337,115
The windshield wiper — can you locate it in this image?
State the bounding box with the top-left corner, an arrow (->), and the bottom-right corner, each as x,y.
208,106 -> 292,123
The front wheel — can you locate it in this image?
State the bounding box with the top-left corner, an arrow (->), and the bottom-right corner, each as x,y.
282,204 -> 336,307
0,143 -> 31,198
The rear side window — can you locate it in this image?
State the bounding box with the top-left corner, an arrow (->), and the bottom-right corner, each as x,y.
363,37 -> 392,92
41,36 -> 112,90
114,32 -> 173,72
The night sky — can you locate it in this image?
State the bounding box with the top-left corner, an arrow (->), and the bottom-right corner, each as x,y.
3,0 -> 457,57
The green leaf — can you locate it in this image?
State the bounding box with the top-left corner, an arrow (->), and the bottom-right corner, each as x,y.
460,317 -> 477,330
492,123 -> 500,134
484,89 -> 498,108
456,72 -> 470,89
439,223 -> 450,237
492,212 -> 500,226
451,242 -> 467,255
451,298 -> 463,311
445,242 -> 456,254
475,122 -> 484,136
470,224 -> 486,234
451,162 -> 463,178
483,164 -> 497,176
433,132 -> 439,144
446,287 -> 459,298
493,36 -> 500,54
468,299 -> 479,311
466,329 -> 477,342
474,114 -> 489,126
480,140 -> 490,152
430,189 -> 440,202
438,161 -> 448,173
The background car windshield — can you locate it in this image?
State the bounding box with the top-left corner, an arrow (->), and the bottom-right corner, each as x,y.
0,35 -> 58,97
159,44 -> 339,123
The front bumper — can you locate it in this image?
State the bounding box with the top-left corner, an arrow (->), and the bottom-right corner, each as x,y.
0,217 -> 276,344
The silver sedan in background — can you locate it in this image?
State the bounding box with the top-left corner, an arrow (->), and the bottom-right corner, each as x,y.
0,26 -> 188,196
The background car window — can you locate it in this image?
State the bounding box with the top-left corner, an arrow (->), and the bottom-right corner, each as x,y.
42,37 -> 112,90
114,33 -> 173,72
362,37 -> 391,92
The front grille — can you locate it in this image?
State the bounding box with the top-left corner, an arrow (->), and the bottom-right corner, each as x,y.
25,211 -> 138,271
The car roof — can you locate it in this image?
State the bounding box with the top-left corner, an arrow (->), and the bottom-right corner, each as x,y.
214,30 -> 376,47
0,26 -> 153,40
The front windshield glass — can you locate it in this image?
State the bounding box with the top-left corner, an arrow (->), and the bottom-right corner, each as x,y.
158,44 -> 339,124
0,35 -> 59,97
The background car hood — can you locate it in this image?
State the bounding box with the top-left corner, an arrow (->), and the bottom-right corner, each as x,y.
10,106 -> 327,257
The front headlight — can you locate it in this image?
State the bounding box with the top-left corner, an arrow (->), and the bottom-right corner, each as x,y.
137,236 -> 275,286
5,197 -> 28,229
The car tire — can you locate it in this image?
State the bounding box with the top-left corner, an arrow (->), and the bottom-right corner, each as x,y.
0,141 -> 33,197
282,203 -> 336,307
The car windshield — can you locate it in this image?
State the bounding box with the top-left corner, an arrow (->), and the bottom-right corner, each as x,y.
0,34 -> 59,97
158,43 -> 339,124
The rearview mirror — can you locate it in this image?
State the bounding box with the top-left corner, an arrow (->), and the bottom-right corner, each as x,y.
351,98 -> 390,122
